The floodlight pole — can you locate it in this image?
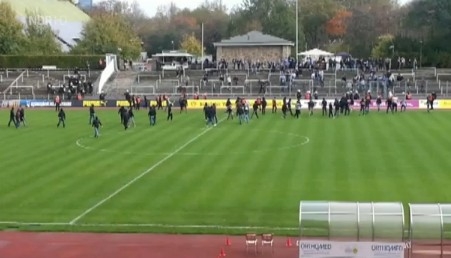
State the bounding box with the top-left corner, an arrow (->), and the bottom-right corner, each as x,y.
201,23 -> 204,70
420,41 -> 423,69
296,0 -> 299,64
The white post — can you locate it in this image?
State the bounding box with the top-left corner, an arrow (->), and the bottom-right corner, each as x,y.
447,82 -> 449,96
201,23 -> 204,70
296,0 -> 299,63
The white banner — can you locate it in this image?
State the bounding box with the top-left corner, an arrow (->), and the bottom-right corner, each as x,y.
418,99 -> 439,109
299,240 -> 405,258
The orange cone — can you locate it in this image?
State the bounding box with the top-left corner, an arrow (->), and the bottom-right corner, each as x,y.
286,237 -> 292,247
220,248 -> 226,256
225,237 -> 231,246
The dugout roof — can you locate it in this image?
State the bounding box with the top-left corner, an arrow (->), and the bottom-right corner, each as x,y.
408,203 -> 451,256
299,201 -> 405,241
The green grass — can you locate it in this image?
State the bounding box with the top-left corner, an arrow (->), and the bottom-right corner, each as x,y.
0,108 -> 451,236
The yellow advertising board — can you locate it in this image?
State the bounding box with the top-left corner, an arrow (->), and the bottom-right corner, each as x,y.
438,100 -> 451,109
116,100 -> 167,107
150,100 -> 167,107
186,99 -> 292,109
83,100 -> 105,107
116,100 -> 129,107
113,98 -> 335,109
187,100 -> 229,109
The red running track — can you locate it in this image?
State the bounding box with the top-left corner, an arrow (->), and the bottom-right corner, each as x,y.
0,232 -> 299,258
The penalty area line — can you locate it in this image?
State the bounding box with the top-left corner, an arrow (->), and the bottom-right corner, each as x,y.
0,221 -> 298,231
69,117 -> 227,225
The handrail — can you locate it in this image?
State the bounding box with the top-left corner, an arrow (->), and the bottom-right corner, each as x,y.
2,85 -> 35,100
3,71 -> 26,95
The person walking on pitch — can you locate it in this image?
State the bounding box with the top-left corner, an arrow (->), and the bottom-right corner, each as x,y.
89,104 -> 95,125
8,107 -> 16,127
92,116 -> 102,138
148,105 -> 157,126
57,108 -> 66,128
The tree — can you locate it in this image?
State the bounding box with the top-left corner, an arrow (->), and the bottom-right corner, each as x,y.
300,0 -> 338,48
241,0 -> 297,41
91,0 -> 148,33
326,9 -> 352,38
371,34 -> 394,58
343,0 -> 398,57
22,11 -> 62,55
227,9 -> 262,36
190,4 -> 229,55
0,2 -> 26,54
404,0 -> 451,39
180,33 -> 202,56
71,12 -> 142,59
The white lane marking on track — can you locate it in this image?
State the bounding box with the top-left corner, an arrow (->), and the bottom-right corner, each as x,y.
0,221 -> 298,231
69,117 -> 227,225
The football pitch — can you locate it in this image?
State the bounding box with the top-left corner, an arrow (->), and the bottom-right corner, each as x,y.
0,107 -> 450,235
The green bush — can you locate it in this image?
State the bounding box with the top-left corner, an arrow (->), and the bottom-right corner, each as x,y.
0,55 -> 105,69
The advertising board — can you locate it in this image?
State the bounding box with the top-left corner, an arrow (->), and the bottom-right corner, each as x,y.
299,240 -> 405,258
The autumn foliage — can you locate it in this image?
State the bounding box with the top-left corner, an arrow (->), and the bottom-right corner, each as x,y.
326,9 -> 352,38
180,33 -> 202,56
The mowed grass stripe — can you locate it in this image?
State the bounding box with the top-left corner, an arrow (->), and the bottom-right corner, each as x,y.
0,110 -> 207,221
80,117 -> 303,226
406,113 -> 451,202
358,114 -> 387,201
72,116 -> 215,219
257,118 -> 312,227
380,114 -> 411,201
74,115 -> 223,223
396,113 -> 430,202
204,124 -> 266,224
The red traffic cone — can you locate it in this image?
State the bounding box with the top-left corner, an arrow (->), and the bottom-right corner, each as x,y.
220,248 -> 226,257
286,237 -> 293,247
225,237 -> 231,246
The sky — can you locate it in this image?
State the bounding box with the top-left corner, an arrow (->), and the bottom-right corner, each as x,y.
93,0 -> 412,18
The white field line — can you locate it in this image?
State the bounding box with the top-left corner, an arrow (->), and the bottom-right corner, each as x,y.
0,221 -> 298,231
0,221 -> 68,226
69,117 -> 227,225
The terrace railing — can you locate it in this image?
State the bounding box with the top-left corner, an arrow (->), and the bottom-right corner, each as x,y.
2,71 -> 26,99
3,85 -> 35,100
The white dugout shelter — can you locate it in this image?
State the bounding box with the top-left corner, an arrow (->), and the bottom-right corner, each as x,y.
299,201 -> 405,241
408,203 -> 451,257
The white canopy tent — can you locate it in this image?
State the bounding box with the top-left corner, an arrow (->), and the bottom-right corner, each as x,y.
298,48 -> 334,58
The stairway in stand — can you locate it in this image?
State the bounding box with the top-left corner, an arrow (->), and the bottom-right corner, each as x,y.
103,70 -> 137,97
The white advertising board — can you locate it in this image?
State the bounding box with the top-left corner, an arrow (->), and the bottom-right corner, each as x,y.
299,240 -> 405,258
